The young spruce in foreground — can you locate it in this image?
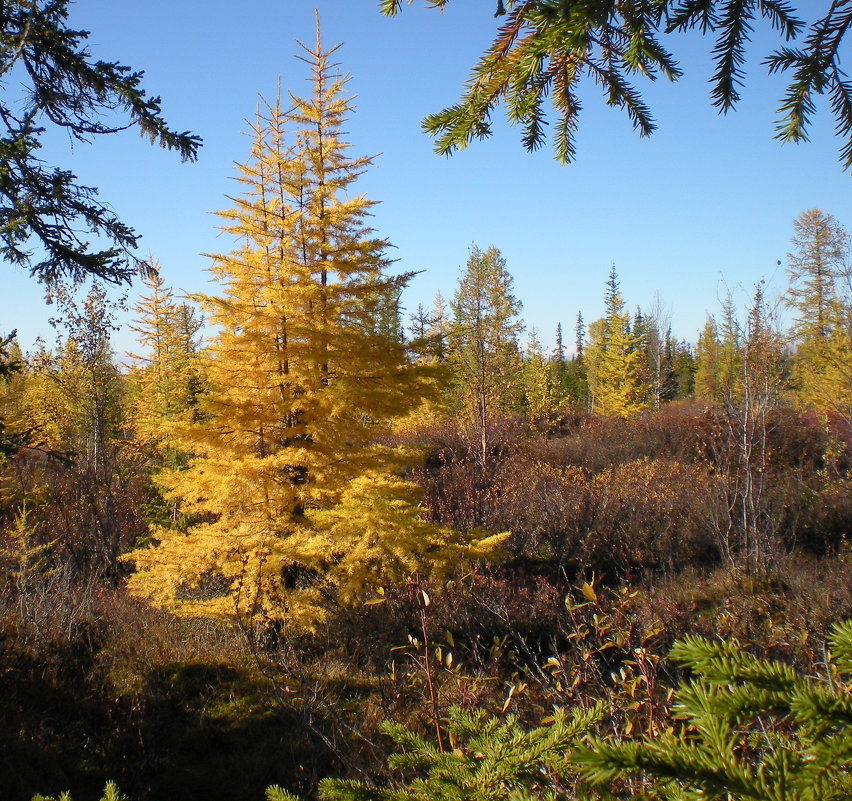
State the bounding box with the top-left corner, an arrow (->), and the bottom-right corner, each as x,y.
33,621 -> 852,801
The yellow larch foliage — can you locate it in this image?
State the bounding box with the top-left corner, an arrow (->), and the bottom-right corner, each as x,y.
789,300 -> 852,416
122,34 -> 505,628
127,271 -> 205,449
522,328 -> 556,420
586,267 -> 647,418
784,209 -> 852,415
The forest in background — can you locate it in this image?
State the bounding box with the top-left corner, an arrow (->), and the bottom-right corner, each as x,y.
1,24 -> 851,801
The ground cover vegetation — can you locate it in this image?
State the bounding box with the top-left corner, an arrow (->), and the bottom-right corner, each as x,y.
1,27 -> 852,801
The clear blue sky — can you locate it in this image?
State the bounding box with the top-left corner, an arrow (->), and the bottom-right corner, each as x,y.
1,1 -> 850,357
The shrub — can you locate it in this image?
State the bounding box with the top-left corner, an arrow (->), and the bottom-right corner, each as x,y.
486,455 -> 715,578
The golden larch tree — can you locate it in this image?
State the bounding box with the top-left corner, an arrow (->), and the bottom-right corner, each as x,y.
586,266 -> 646,418
127,270 -> 205,450
123,32 -> 501,627
785,209 -> 852,416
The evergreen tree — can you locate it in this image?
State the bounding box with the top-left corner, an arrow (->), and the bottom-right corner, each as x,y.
576,620 -> 852,801
563,358 -> 589,410
32,780 -> 127,801
382,2 -> 852,173
558,311 -> 589,409
407,303 -> 434,363
550,321 -> 572,407
0,1 -> 200,284
449,244 -> 523,464
428,290 -> 451,363
367,278 -> 405,344
397,292 -> 455,432
575,310 -> 585,360
123,35 -> 500,626
554,322 -> 566,368
632,307 -> 646,348
408,293 -> 452,367
297,704 -> 604,801
671,339 -> 696,399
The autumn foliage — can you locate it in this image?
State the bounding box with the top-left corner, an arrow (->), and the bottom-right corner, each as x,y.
0,27 -> 851,801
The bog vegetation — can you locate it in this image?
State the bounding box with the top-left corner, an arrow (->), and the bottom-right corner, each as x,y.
1,30 -> 852,801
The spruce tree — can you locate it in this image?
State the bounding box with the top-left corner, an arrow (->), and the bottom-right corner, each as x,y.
575,311 -> 585,361
407,303 -> 434,364
428,290 -> 451,363
32,780 -> 127,801
123,33 -> 501,627
561,310 -> 589,409
553,322 -> 566,374
575,620 -> 852,801
0,1 -> 200,284
382,2 -> 852,174
671,340 -> 696,399
551,321 -> 571,405
298,704 -> 604,801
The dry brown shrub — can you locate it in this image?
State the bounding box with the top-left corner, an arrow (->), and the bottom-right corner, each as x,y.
522,404 -> 707,472
580,458 -> 714,576
483,455 -> 714,579
635,553 -> 852,669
